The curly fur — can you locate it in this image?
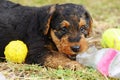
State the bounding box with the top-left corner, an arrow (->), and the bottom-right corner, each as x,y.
0,0 -> 92,69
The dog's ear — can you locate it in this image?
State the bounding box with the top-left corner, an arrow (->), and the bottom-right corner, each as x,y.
39,5 -> 56,35
84,11 -> 93,36
44,5 -> 56,35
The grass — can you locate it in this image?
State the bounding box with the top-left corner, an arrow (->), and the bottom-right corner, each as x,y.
0,62 -> 114,80
0,0 -> 120,80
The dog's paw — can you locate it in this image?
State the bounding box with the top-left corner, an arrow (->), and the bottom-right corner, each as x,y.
64,61 -> 84,70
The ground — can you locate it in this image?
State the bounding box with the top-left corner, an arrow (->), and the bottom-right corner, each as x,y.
0,0 -> 120,80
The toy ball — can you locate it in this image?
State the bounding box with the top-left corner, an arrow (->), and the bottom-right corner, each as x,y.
4,40 -> 28,63
101,28 -> 120,50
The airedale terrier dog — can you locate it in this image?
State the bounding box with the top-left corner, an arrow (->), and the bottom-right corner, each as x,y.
0,0 -> 92,69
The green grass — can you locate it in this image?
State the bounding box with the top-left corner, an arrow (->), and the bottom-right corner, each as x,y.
0,62 -> 114,80
1,0 -> 120,80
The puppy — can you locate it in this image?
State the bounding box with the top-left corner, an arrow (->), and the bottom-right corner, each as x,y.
0,0 -> 92,69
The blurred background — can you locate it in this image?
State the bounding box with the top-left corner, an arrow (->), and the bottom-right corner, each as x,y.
10,0 -> 120,29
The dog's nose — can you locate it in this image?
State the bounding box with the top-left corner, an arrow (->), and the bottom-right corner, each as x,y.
71,46 -> 80,52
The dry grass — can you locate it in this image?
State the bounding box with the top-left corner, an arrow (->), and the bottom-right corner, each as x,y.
0,62 -> 111,80
0,0 -> 120,80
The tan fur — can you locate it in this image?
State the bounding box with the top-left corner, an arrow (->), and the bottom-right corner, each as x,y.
79,18 -> 86,27
44,5 -> 56,35
88,18 -> 93,35
44,16 -> 52,35
44,51 -> 83,70
50,29 -> 88,55
61,20 -> 70,28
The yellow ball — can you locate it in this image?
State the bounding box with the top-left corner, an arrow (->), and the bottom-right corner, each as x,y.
4,40 -> 28,63
101,28 -> 120,50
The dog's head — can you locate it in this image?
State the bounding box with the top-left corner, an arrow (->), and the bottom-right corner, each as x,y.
42,3 -> 92,55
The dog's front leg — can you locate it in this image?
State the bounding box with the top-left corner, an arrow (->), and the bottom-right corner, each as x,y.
44,51 -> 84,70
25,39 -> 83,70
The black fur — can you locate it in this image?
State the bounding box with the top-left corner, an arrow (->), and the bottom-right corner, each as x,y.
0,1 -> 54,65
0,1 -> 92,67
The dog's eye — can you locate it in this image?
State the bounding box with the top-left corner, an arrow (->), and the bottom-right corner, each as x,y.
80,26 -> 88,37
80,26 -> 85,32
60,27 -> 68,34
61,27 -> 68,32
55,27 -> 68,39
